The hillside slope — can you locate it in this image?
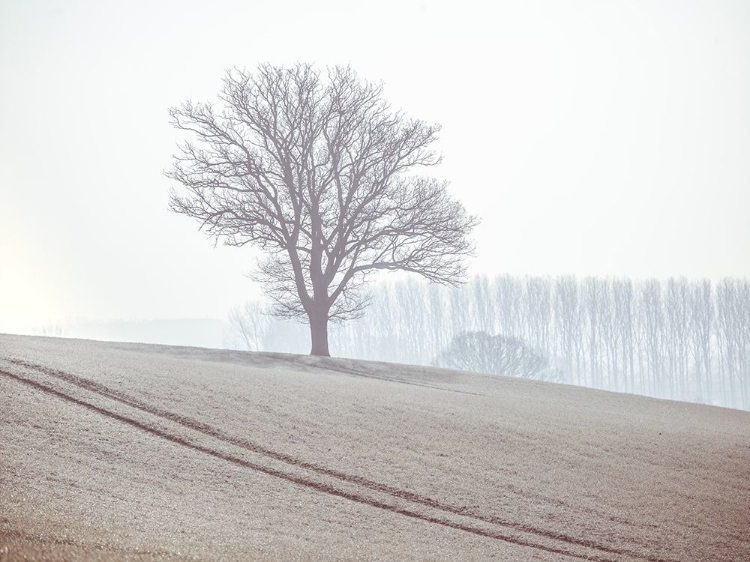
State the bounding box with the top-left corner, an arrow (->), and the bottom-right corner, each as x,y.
1,334 -> 748,561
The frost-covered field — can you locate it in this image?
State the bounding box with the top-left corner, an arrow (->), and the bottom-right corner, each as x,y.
1,334 -> 748,561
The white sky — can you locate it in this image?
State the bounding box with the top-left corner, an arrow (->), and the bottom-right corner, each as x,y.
1,0 -> 748,333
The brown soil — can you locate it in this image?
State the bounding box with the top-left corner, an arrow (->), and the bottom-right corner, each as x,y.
1,334 -> 748,561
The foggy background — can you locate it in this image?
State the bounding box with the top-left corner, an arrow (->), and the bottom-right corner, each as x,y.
1,0 -> 748,408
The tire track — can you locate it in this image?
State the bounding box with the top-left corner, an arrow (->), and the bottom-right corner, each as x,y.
1,360 -> 676,562
3,359 -> 675,562
1,368 -> 601,561
6,358 -> 629,558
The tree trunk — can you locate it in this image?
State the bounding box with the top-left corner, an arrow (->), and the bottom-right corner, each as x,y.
309,308 -> 331,356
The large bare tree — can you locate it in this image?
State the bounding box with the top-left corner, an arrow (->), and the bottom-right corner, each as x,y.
167,63 -> 478,356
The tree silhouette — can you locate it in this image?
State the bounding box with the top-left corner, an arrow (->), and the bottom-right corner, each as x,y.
433,331 -> 548,379
168,63 -> 478,355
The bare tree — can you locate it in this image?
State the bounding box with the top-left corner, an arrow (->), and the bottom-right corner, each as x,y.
496,275 -> 523,340
612,278 -> 635,393
168,64 -> 478,355
641,280 -> 666,397
433,331 -> 548,379
689,279 -> 713,403
225,301 -> 269,351
600,279 -> 619,391
526,276 -> 552,353
225,301 -> 310,354
716,278 -> 750,409
583,277 -> 604,388
554,276 -> 580,384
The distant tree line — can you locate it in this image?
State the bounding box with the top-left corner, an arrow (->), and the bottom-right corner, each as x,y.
225,275 -> 750,410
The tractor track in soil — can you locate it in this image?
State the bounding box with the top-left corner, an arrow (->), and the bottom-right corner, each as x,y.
0,358 -> 675,562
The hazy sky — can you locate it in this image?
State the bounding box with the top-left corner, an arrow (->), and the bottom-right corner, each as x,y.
1,0 -> 748,333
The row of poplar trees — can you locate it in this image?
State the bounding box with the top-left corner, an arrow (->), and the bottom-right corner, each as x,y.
226,275 -> 750,410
